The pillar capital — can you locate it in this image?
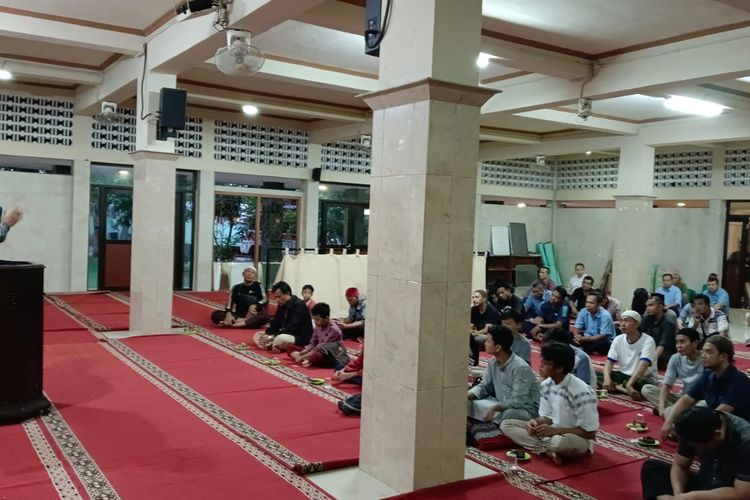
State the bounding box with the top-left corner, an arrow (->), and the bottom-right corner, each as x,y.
361,78 -> 497,111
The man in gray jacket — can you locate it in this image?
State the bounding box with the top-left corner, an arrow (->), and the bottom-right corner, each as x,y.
468,324 -> 540,424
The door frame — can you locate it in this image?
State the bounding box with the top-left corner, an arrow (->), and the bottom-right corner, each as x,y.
97,187 -> 132,290
722,201 -> 750,308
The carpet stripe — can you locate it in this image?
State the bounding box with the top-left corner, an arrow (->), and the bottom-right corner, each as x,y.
22,419 -> 84,500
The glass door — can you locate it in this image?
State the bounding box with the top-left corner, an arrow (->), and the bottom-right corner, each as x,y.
99,188 -> 133,290
319,201 -> 369,252
723,217 -> 750,308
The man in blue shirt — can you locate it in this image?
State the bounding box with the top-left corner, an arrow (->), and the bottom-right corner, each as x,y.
655,273 -> 682,313
705,276 -> 730,316
523,281 -> 551,320
661,335 -> 750,440
528,286 -> 569,341
573,291 -> 615,355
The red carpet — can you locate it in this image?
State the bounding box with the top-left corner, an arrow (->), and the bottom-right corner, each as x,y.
392,473 -> 541,499
0,422 -> 74,500
550,460 -> 646,499
43,300 -> 89,332
114,334 -> 361,472
41,327 -> 328,499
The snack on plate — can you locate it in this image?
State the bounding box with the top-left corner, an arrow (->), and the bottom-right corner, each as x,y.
264,357 -> 280,365
506,449 -> 531,460
626,422 -> 648,432
234,343 -> 248,350
637,436 -> 660,447
597,389 -> 608,399
307,377 -> 326,385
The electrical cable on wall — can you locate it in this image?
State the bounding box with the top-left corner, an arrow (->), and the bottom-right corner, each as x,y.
139,43 -> 153,121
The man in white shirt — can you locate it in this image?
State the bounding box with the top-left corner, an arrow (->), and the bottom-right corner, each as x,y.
599,310 -> 657,401
501,342 -> 599,464
568,262 -> 587,292
688,293 -> 729,340
641,327 -> 703,419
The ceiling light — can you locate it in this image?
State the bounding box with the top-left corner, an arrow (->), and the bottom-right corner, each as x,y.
118,170 -> 129,176
242,104 -> 259,116
664,95 -> 726,117
677,202 -> 686,207
517,202 -> 527,208
363,208 -> 371,216
318,185 -> 328,191
738,76 -> 750,83
585,151 -> 592,155
0,69 -> 12,80
476,52 -> 493,69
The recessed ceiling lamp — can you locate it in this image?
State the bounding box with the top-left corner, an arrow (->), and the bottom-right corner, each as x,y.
363,208 -> 371,216
0,68 -> 12,80
676,202 -> 686,207
517,202 -> 527,208
664,95 -> 726,117
318,184 -> 328,191
118,169 -> 130,176
585,150 -> 592,155
242,104 -> 259,116
476,52 -> 494,69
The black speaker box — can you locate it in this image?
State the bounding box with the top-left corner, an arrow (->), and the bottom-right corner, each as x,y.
0,262 -> 50,424
312,167 -> 322,181
159,88 -> 187,129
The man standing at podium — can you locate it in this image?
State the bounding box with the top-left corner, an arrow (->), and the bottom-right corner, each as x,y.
0,206 -> 23,242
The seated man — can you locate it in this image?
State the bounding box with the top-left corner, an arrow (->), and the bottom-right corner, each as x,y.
677,298 -> 693,330
523,281 -> 551,320
528,286 -> 569,341
661,335 -> 750,440
568,275 -> 594,316
469,289 -> 500,366
671,270 -> 692,308
641,328 -> 703,419
211,266 -> 265,326
499,310 -> 532,366
640,293 -> 677,369
493,282 -> 524,316
467,325 -> 540,426
642,407 -> 750,500
573,291 -> 615,355
522,267 -> 556,298
254,281 -> 313,351
334,287 -> 366,339
599,310 -> 657,400
601,290 -> 622,324
567,262 -> 587,293
655,272 -> 682,313
544,328 -> 597,388
688,293 -> 729,340
501,342 -> 598,464
705,276 -> 730,317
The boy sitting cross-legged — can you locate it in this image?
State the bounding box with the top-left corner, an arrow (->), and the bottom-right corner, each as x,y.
289,303 -> 348,368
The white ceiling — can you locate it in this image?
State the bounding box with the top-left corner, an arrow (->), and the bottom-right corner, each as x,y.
0,0 -> 748,144
481,0 -> 750,55
0,0 -> 171,30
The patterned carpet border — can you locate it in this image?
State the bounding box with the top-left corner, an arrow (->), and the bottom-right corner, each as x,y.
46,294 -> 110,332
174,291 -> 227,310
23,418 -> 84,500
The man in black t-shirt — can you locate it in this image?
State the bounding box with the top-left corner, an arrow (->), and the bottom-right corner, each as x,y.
493,283 -> 524,316
210,267 -> 264,326
469,290 -> 500,366
569,275 -> 594,316
642,407 -> 750,499
254,281 -> 313,352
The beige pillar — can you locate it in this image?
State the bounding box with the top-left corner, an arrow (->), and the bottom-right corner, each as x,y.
194,170 -> 215,290
358,0 -> 491,492
69,159 -> 90,291
304,143 -> 322,249
128,151 -> 179,333
611,139 -> 656,300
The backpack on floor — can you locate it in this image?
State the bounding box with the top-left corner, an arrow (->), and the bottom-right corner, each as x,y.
317,341 -> 350,368
338,393 -> 361,416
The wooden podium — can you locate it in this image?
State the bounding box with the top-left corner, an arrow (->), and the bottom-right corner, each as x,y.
0,261 -> 51,423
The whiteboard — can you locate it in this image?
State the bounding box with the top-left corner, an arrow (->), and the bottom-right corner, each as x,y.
490,225 -> 511,256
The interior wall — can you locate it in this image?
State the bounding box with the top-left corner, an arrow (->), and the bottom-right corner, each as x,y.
475,203 -> 553,254
554,208 -> 617,290
0,171 -> 73,292
553,207 -> 722,298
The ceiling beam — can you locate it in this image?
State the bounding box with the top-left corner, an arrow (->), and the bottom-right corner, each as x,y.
651,84 -> 750,114
74,57 -> 140,114
516,109 -> 639,135
293,0 -> 361,35
480,36 -> 593,81
483,27 -> 750,115
308,120 -> 372,143
4,60 -> 101,86
147,0 -> 327,74
183,85 -> 368,122
0,12 -> 142,55
478,127 -> 541,144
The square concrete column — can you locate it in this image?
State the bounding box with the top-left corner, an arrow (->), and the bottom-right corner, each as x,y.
304,143 -> 322,249
194,169 -> 215,290
69,159 -> 90,291
611,139 -> 656,300
128,151 -> 179,333
360,79 -> 495,492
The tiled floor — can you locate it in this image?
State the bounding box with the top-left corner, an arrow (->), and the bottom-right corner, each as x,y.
307,459 -> 496,500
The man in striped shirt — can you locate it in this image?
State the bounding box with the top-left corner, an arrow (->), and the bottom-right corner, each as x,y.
501,342 -> 599,464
